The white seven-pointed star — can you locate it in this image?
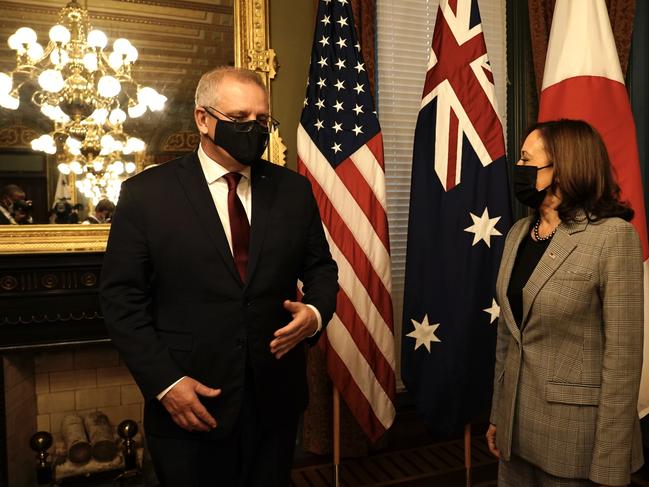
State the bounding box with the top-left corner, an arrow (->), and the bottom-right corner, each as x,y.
463,207 -> 503,247
315,98 -> 325,109
303,97 -> 308,107
338,0 -> 348,5
317,77 -> 326,89
352,124 -> 363,136
323,0 -> 331,3
332,142 -> 342,153
333,100 -> 344,112
352,104 -> 364,115
334,79 -> 345,91
314,119 -> 324,130
337,16 -> 348,27
319,36 -> 330,47
355,41 -> 361,50
332,121 -> 343,133
353,82 -> 365,94
317,56 -> 328,68
321,15 -> 331,26
335,58 -> 346,70
483,298 -> 500,324
336,37 -> 348,49
354,61 -> 365,73
407,314 -> 441,352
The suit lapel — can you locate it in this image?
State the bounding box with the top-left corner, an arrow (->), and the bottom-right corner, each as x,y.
520,217 -> 588,328
245,163 -> 277,286
175,153 -> 241,284
498,217 -> 532,344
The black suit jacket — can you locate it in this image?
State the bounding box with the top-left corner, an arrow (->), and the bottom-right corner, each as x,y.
100,152 -> 338,439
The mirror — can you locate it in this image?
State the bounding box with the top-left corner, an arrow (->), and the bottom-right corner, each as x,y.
0,0 -> 280,253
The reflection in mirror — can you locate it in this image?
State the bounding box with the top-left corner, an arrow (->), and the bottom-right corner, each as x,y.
0,0 -> 234,225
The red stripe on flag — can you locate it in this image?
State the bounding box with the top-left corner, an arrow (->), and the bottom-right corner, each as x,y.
298,160 -> 394,329
320,339 -> 388,442
335,287 -> 396,399
367,132 -> 387,171
539,76 -> 649,258
334,160 -> 390,250
446,110 -> 459,190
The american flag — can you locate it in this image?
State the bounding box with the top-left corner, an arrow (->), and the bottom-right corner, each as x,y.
297,0 -> 396,442
401,0 -> 512,435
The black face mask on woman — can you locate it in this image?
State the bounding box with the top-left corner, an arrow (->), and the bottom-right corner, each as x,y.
512,163 -> 554,209
203,108 -> 269,166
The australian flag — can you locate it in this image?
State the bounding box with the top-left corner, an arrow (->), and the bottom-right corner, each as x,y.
401,0 -> 512,436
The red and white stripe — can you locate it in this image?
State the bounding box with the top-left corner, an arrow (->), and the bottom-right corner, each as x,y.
539,0 -> 649,415
297,125 -> 397,442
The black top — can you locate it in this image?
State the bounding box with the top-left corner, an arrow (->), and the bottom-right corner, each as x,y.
507,225 -> 551,327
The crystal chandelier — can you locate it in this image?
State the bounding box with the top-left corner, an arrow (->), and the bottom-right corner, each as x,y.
0,0 -> 166,203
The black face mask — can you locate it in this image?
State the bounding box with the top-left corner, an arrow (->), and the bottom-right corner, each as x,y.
512,164 -> 553,209
207,119 -> 269,166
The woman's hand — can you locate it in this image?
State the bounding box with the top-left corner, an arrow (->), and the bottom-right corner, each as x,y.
486,423 -> 500,458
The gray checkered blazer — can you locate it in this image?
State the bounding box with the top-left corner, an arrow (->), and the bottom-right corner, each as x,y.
490,214 -> 644,486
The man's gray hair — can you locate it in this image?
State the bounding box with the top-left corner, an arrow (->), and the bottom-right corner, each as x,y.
194,66 -> 267,108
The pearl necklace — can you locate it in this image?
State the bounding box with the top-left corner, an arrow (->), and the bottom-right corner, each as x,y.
533,218 -> 556,241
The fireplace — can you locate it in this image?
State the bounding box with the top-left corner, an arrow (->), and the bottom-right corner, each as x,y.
0,251 -> 145,485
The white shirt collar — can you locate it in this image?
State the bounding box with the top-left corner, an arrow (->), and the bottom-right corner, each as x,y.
197,143 -> 251,184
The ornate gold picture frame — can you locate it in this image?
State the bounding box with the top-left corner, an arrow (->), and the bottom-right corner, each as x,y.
0,0 -> 280,254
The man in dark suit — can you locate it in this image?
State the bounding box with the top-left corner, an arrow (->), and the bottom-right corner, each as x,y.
100,67 -> 338,487
0,184 -> 26,225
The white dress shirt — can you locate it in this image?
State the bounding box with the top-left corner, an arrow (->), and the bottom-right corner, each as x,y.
157,145 -> 321,400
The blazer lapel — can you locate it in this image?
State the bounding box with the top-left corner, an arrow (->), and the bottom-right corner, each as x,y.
245,163 -> 277,285
498,217 -> 532,344
520,217 -> 589,327
175,153 -> 241,284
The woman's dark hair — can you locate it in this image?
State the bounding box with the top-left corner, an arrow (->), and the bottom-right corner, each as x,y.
527,119 -> 633,222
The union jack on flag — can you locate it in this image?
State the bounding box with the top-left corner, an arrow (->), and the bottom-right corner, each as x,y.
297,0 -> 396,442
401,0 -> 512,435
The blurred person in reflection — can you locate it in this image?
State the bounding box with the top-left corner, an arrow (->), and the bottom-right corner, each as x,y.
487,120 -> 644,486
83,199 -> 115,224
0,184 -> 26,224
12,199 -> 34,224
100,67 -> 338,487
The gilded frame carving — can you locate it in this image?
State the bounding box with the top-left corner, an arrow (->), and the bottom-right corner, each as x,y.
0,0 -> 282,254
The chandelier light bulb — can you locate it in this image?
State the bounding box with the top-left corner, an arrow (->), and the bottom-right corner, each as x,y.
127,102 -> 146,118
87,30 -> 108,49
125,162 -> 137,174
137,86 -> 155,105
93,160 -> 104,172
65,136 -> 81,150
0,93 -> 19,110
69,160 -> 83,174
50,49 -> 70,66
149,93 -> 167,112
27,42 -> 44,61
49,25 -> 71,45
126,137 -> 145,153
108,108 -> 126,125
82,52 -> 98,72
0,73 -> 12,94
108,51 -> 124,70
90,108 -> 108,124
38,69 -> 65,93
97,75 -> 121,98
100,134 -> 116,150
57,162 -> 71,175
14,27 -> 37,46
124,45 -> 138,63
8,34 -> 23,51
112,38 -> 131,55
111,161 -> 125,175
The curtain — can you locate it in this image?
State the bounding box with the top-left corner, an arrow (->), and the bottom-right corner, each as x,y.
528,0 -> 636,95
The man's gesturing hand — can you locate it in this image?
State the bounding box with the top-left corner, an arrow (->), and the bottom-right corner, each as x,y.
160,377 -> 220,432
270,300 -> 318,359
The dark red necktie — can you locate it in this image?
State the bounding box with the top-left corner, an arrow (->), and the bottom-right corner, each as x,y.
223,172 -> 250,281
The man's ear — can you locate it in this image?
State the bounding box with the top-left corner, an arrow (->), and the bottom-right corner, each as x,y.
194,108 -> 210,135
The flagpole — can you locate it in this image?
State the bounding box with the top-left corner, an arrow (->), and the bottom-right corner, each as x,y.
464,423 -> 471,487
333,386 -> 341,487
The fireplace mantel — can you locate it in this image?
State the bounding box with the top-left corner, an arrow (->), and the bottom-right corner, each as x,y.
0,252 -> 108,351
